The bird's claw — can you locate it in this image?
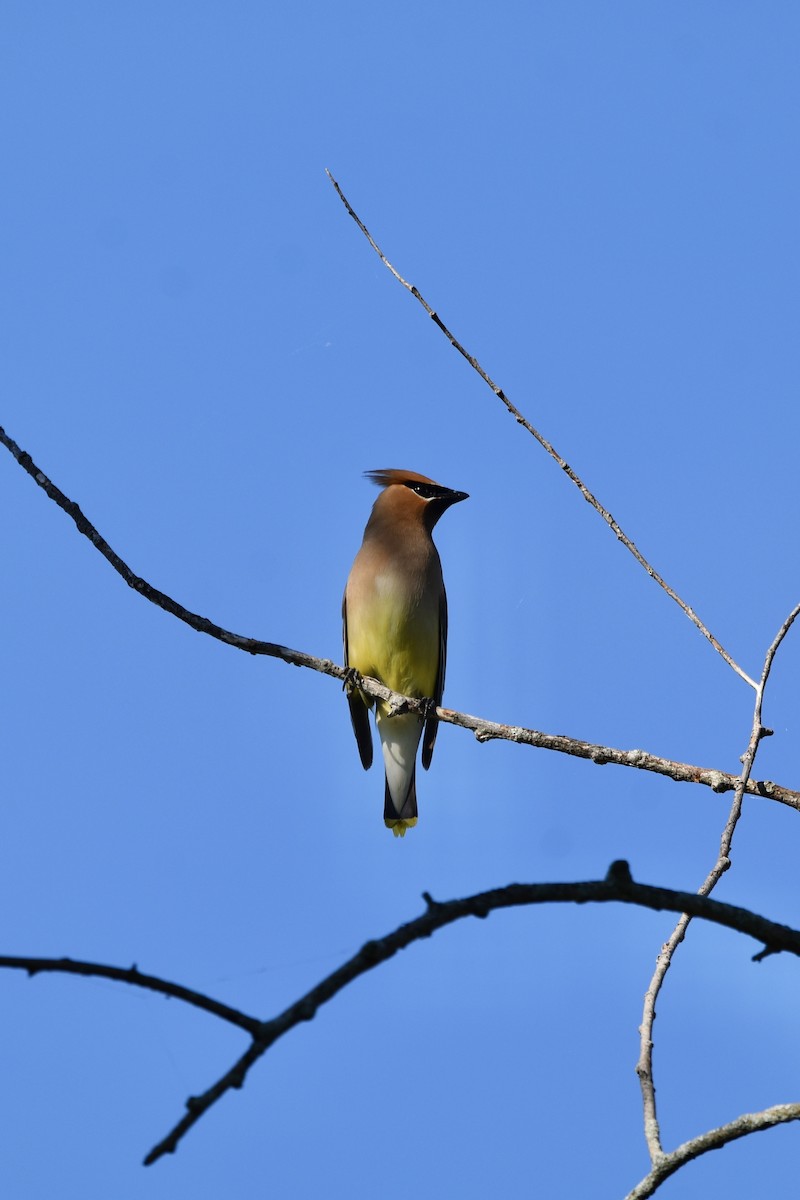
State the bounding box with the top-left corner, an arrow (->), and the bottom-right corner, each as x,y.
342,666 -> 361,695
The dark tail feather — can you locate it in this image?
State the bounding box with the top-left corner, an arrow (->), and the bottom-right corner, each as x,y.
347,693 -> 373,769
421,713 -> 439,770
384,769 -> 418,837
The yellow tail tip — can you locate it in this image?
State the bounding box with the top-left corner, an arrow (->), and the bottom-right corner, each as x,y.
385,818 -> 418,838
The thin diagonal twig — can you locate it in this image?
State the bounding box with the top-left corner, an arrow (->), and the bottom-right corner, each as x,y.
325,169 -> 757,690
635,600 -> 800,1162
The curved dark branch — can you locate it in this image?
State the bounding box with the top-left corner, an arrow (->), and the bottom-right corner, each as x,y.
1,426 -> 797,815
142,863 -> 800,1162
0,426 -> 331,677
2,867 -> 795,1164
324,169 -> 756,690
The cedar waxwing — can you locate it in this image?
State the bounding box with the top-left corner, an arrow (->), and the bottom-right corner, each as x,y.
343,470 -> 468,836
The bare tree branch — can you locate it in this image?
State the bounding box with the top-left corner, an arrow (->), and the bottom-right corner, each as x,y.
3,869 -> 791,1164
635,601 -> 800,1161
3,871 -> 797,1176
0,425 -> 327,675
137,864 -> 800,1162
324,169 -> 757,690
2,425 -> 796,816
624,1104 -> 800,1200
0,955 -> 260,1034
441,708 -> 800,814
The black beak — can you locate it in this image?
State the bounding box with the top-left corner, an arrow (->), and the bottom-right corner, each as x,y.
443,489 -> 469,507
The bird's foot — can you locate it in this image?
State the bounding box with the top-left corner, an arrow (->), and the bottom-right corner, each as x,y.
342,666 -> 361,695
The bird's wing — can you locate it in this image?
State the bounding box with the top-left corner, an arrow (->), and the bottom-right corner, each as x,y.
421,588 -> 447,770
342,592 -> 373,770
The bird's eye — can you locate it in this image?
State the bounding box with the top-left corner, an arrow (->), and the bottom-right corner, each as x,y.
408,483 -> 439,499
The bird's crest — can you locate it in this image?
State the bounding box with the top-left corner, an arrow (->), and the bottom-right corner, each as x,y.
365,469 -> 437,489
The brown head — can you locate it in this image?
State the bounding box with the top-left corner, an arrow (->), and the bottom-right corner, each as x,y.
364,469 -> 469,535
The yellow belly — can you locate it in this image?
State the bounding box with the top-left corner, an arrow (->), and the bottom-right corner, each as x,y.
348,591 -> 438,700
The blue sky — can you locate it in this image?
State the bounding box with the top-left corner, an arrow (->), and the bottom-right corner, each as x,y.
2,3 -> 800,1197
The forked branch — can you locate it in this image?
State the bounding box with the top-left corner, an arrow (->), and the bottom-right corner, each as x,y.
625,1104 -> 800,1200
635,600 -> 800,1162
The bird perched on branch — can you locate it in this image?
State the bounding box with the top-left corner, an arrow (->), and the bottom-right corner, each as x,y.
343,469 -> 468,836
